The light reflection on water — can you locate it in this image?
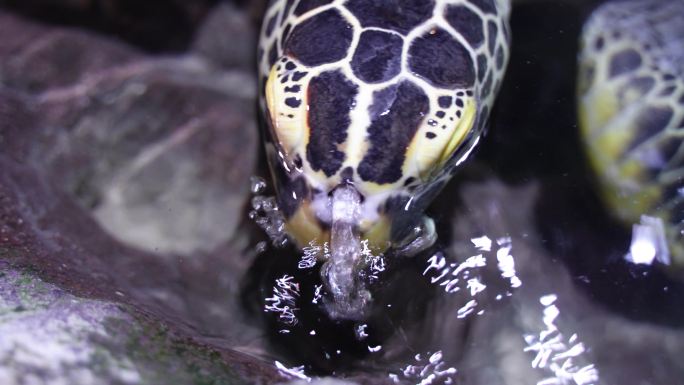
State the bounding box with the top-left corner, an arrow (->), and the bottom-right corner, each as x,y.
252,190 -> 535,384
625,216 -> 670,266
423,235 -> 521,319
264,274 -> 300,327
245,174 -> 684,385
523,294 -> 599,385
389,351 -> 458,385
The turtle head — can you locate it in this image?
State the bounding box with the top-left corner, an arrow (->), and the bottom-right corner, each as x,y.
261,55 -> 482,253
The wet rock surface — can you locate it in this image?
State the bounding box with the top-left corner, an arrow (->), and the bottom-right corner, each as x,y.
0,7 -> 279,385
0,264 -> 258,385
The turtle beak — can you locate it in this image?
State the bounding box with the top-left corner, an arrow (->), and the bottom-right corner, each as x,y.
282,184 -> 393,254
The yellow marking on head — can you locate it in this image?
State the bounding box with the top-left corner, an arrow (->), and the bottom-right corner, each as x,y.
581,86 -> 663,224
265,64 -> 309,158
285,203 -> 329,249
363,216 -> 392,253
440,98 -> 477,168
286,203 -> 393,254
402,97 -> 477,183
579,86 -> 620,140
600,179 -> 661,223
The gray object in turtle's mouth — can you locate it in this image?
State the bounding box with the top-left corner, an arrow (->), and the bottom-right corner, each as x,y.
321,184 -> 372,320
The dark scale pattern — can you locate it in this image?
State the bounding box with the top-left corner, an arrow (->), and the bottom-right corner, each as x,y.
609,49 -> 642,78
277,176 -> 310,218
469,0 -> 497,14
351,30 -> 404,83
285,9 -> 353,67
495,45 -> 505,69
265,11 -> 280,37
476,53 -> 487,82
345,0 -> 435,35
358,81 -> 430,184
283,0 -> 296,22
340,167 -> 354,183
478,105 -> 489,129
445,5 -> 484,49
502,19 -> 511,44
261,76 -> 268,100
281,24 -> 292,47
659,85 -> 676,97
481,71 -> 493,99
438,96 -> 452,108
294,0 -> 334,16
655,139 -> 682,171
595,36 -> 605,51
487,20 -> 497,55
285,97 -> 301,108
307,70 -> 358,177
627,106 -> 673,152
619,76 -> 655,101
268,44 -> 278,67
408,28 -> 475,89
293,71 -> 308,81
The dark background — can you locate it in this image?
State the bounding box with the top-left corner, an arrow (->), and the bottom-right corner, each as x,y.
0,0 -> 267,52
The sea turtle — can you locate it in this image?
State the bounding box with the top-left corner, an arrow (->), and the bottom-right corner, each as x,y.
256,0 -> 684,278
257,0 -> 510,257
578,0 -> 684,268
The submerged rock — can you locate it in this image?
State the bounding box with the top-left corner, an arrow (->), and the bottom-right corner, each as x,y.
0,10 -> 258,256
0,265 -> 254,385
0,9 -> 280,385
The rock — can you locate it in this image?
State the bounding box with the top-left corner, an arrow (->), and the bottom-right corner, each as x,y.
0,10 -> 259,255
192,3 -> 257,70
442,179 -> 684,385
0,264 -> 264,385
0,12 -> 142,92
0,9 -> 281,385
0,0 -> 230,53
